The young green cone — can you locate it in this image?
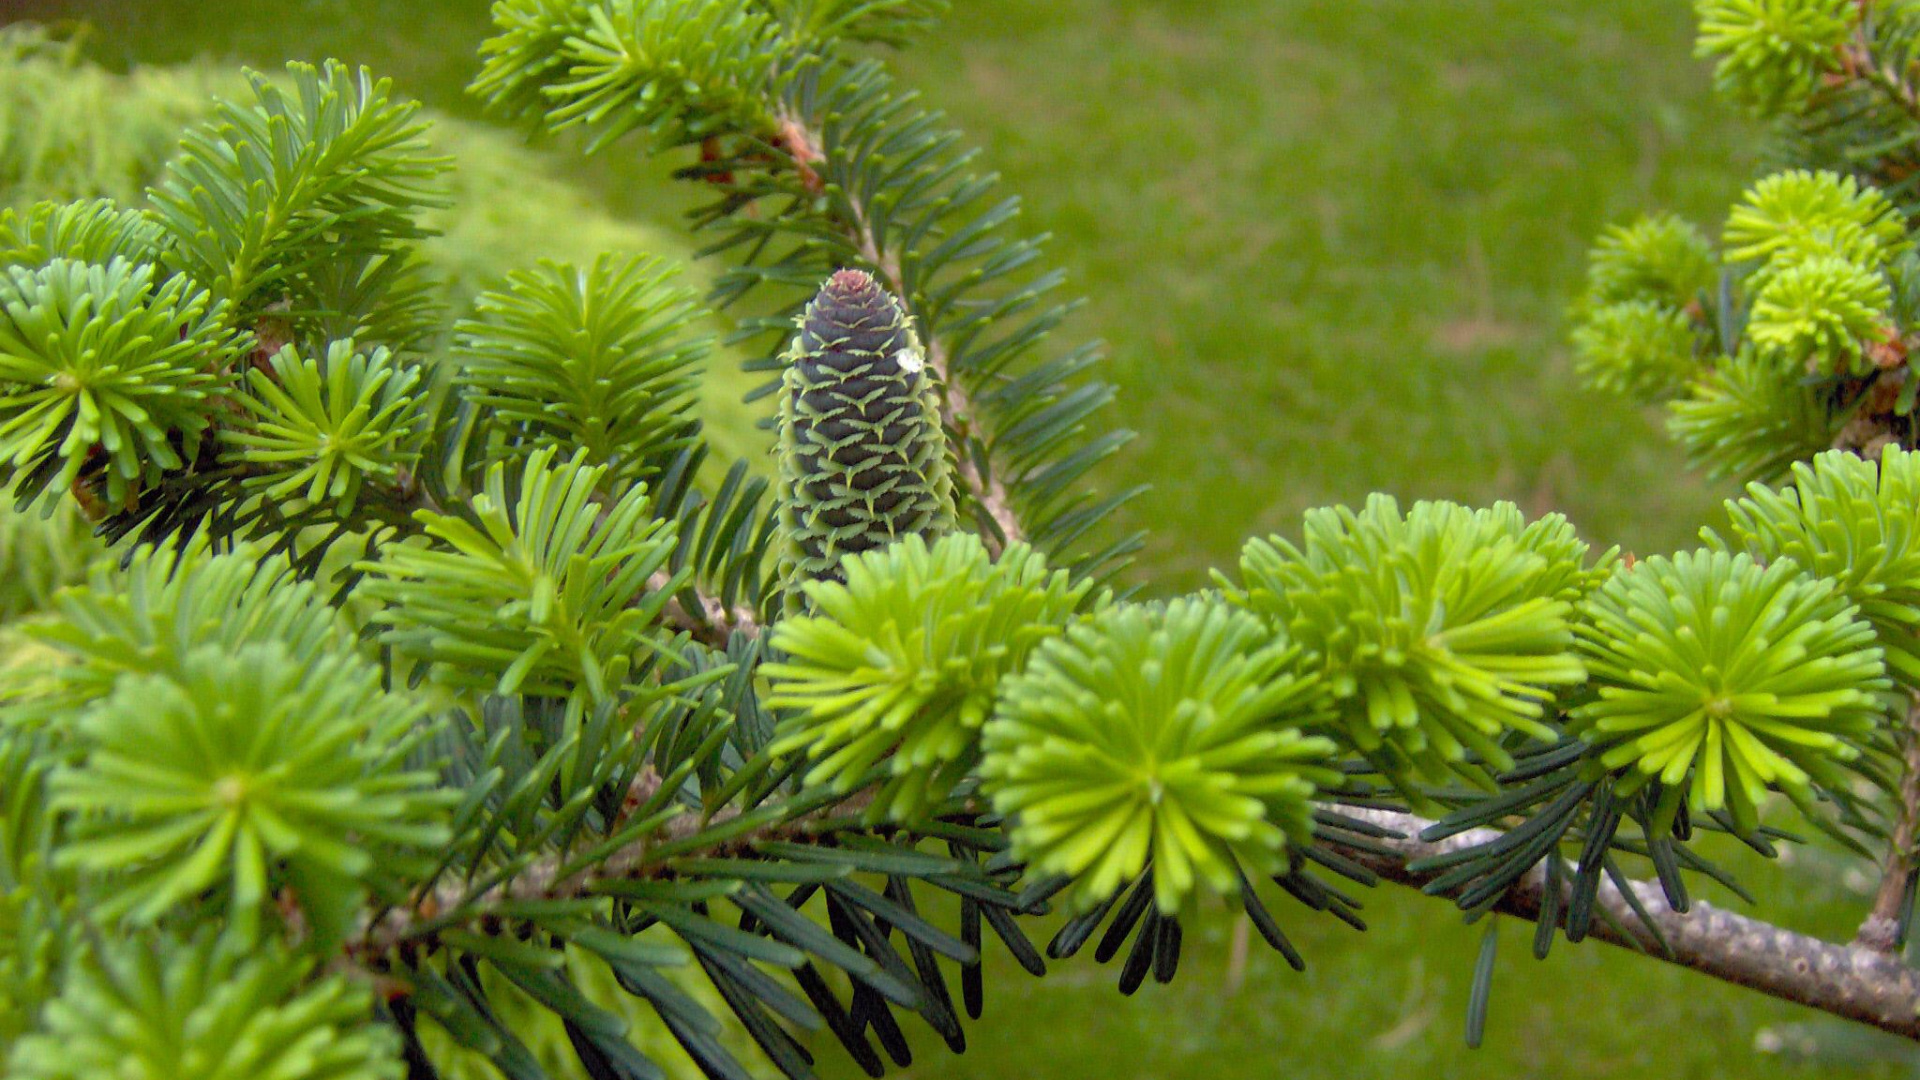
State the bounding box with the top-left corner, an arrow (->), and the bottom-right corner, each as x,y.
776,269 -> 954,606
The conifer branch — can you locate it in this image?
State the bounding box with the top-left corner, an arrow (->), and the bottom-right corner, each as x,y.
1334,806 -> 1920,1042
1844,35 -> 1920,127
647,568 -> 760,646
25,4 -> 1920,1070
352,780 -> 885,957
1858,691 -> 1920,951
350,787 -> 1920,1044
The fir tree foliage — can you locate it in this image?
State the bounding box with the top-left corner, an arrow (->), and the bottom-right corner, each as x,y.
1694,0 -> 1857,115
1454,0 -> 1920,921
1228,497 -> 1597,797
474,0 -> 793,152
1724,171 -> 1907,372
1577,160 -> 1920,477
0,487 -> 95,622
9,934 -> 405,1080
0,731 -> 61,1048
1665,346 -> 1841,479
1715,446 -> 1920,684
979,598 -> 1338,914
12,0 -> 1920,1075
761,0 -> 953,48
469,0 -> 1144,584
764,532 -> 1091,824
1572,549 -> 1890,836
224,340 -> 428,516
358,448 -> 687,717
4,543 -> 356,726
1579,212 -> 1718,311
1722,169 -> 1907,271
146,61 -> 448,335
1570,214 -> 1717,401
53,642 -> 450,941
0,258 -> 245,509
1571,299 -> 1702,402
0,57 -> 455,561
0,199 -> 164,271
453,254 -> 708,489
1747,253 -> 1892,371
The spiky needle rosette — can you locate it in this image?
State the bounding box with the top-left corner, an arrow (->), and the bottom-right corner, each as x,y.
4,543 -> 354,730
763,532 -> 1092,824
1713,447 -> 1920,686
979,598 -> 1338,913
358,447 -> 681,720
1746,254 -> 1890,372
1572,549 -> 1889,836
1694,0 -> 1857,117
1579,212 -> 1718,311
219,340 -> 426,517
1665,347 -> 1839,482
776,269 -> 954,605
1723,170 -> 1907,270
0,258 -> 246,509
8,934 -> 404,1080
50,642 -> 449,941
1228,497 -> 1595,796
1571,299 -> 1701,402
0,199 -> 163,271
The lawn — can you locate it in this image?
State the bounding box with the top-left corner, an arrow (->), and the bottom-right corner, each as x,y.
5,0 -> 1907,1076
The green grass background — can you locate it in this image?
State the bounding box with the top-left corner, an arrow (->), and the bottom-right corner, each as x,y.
7,0 -> 1918,1075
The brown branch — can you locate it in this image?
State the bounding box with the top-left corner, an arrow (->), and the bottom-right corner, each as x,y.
774,107 -> 1024,554
944,371 -> 1025,553
1840,35 -> 1920,125
647,569 -> 759,648
1329,807 -> 1920,1042
1858,691 -> 1920,951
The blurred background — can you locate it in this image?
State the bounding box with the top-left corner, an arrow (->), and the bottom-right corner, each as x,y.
3,0 -> 1916,1075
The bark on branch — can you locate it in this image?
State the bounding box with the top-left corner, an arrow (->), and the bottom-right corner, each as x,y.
1858,692 -> 1920,952
1331,806 -> 1920,1042
647,568 -> 759,648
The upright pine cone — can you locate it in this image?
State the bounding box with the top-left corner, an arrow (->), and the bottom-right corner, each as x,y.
777,269 -> 954,605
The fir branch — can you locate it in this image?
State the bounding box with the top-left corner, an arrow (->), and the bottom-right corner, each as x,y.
471,3 -> 1138,578
648,567 -> 760,647
351,780 -> 886,957
148,60 -> 449,326
349,780 -> 1920,1045
1857,691 -> 1920,951
756,0 -> 951,49
1845,32 -> 1920,128
1330,805 -> 1920,1042
26,4 -> 1920,1066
